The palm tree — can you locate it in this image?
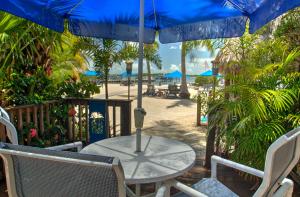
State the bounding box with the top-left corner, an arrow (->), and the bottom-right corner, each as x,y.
180,40 -> 215,98
119,42 -> 138,75
50,32 -> 89,85
144,42 -> 162,93
93,39 -> 122,99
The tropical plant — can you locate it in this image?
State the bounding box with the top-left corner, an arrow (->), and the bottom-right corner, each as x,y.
0,12 -> 96,106
180,40 -> 215,98
50,32 -> 90,85
56,75 -> 100,98
119,42 -> 138,65
208,46 -> 300,170
203,10 -> 300,173
93,39 -> 122,99
195,76 -> 213,87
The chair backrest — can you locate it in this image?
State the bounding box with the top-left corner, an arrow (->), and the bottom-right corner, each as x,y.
148,84 -> 155,90
0,107 -> 18,145
0,143 -> 126,197
168,84 -> 179,93
254,127 -> 300,197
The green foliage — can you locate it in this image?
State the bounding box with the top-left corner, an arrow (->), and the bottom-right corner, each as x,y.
195,76 -> 213,86
144,42 -> 162,69
0,12 -> 96,106
56,76 -> 100,98
210,21 -> 300,169
274,9 -> 300,49
119,42 -> 138,62
3,67 -> 55,105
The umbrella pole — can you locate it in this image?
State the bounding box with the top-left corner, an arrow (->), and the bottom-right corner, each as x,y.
135,0 -> 145,152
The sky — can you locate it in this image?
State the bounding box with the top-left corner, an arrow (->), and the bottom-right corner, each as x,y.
89,42 -> 216,75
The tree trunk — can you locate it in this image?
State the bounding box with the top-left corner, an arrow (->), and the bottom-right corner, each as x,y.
205,117 -> 216,169
147,60 -> 152,92
179,42 -> 190,99
105,68 -> 109,100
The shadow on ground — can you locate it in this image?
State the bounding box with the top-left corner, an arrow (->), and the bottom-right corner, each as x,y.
166,99 -> 194,109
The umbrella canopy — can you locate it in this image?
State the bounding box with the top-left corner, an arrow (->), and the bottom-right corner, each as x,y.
1,0 -> 299,43
164,70 -> 182,79
83,70 -> 101,77
199,70 -> 222,77
120,72 -> 138,78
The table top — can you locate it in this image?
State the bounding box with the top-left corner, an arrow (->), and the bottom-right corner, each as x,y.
81,135 -> 196,184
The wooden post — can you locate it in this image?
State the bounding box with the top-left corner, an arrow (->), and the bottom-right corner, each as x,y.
45,103 -> 50,125
85,103 -> 89,144
79,105 -> 82,141
33,106 -> 38,129
26,108 -> 31,125
120,101 -> 131,136
113,105 -> 116,137
39,105 -> 44,135
67,104 -> 73,141
196,93 -> 201,126
17,109 -> 23,144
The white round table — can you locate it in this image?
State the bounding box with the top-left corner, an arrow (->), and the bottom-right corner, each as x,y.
81,135 -> 196,185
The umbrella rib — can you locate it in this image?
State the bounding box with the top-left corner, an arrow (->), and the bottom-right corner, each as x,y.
226,0 -> 248,14
68,0 -> 85,15
152,0 -> 158,29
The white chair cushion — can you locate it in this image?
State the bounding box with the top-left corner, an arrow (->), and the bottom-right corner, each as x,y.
173,178 -> 238,197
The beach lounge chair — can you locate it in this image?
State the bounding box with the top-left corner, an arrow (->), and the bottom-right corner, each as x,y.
145,84 -> 156,96
0,142 -> 126,197
166,85 -> 180,98
156,127 -> 300,197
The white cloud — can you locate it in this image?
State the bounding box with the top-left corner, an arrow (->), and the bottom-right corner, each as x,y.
191,57 -> 214,65
197,47 -> 208,52
170,64 -> 179,71
169,46 -> 177,50
179,43 -> 182,50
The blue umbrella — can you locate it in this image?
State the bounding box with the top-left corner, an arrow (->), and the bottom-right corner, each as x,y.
199,70 -> 222,77
83,70 -> 101,77
0,1 -> 299,43
1,0 -> 299,151
164,70 -> 182,79
120,72 -> 137,78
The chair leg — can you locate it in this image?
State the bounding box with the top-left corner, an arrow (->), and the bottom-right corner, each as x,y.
136,184 -> 141,196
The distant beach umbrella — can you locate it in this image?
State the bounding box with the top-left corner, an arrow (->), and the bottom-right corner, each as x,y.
83,70 -> 101,77
199,70 -> 222,77
164,70 -> 182,79
120,72 -> 137,78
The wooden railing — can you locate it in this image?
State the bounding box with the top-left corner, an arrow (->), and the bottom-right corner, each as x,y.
2,98 -> 132,145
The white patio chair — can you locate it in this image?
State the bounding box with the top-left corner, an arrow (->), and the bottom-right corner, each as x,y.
0,106 -> 82,151
156,127 -> 300,197
0,142 -> 126,197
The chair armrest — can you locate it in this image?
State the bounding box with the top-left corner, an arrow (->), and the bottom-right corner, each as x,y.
155,180 -> 208,197
211,155 -> 264,179
172,180 -> 208,197
155,185 -> 167,197
46,141 -> 83,152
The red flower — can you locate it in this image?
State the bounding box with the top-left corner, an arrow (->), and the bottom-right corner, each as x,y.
68,107 -> 77,117
30,129 -> 37,138
45,66 -> 52,76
